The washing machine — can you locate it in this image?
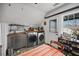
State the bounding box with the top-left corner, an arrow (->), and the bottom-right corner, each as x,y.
27,32 -> 38,47
37,32 -> 45,45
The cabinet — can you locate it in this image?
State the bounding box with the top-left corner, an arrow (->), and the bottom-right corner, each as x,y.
7,32 -> 27,50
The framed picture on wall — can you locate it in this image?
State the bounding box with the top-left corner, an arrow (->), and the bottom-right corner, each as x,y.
49,19 -> 57,33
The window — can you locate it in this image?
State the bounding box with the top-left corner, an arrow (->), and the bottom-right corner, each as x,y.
49,19 -> 57,33
64,12 -> 79,31
64,14 -> 75,27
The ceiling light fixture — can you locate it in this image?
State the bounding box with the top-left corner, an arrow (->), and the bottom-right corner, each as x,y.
9,3 -> 11,6
34,3 -> 38,4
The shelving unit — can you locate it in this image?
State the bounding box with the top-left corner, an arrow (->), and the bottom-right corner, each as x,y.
58,38 -> 79,56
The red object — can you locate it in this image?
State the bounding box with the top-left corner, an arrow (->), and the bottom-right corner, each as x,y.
18,44 -> 64,56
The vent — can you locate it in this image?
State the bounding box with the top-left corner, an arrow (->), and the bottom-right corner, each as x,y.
53,3 -> 60,6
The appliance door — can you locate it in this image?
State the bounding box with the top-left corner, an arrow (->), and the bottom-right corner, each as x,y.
38,33 -> 45,44
27,32 -> 37,47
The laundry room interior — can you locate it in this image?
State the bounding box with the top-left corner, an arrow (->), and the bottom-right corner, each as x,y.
0,3 -> 79,56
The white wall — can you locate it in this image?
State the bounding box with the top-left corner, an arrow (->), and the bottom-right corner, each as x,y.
0,24 -> 1,45
42,3 -> 79,44
0,23 -> 9,56
0,3 -> 45,25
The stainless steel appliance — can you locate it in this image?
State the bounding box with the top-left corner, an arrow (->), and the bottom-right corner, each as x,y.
27,32 -> 38,47
37,32 -> 45,45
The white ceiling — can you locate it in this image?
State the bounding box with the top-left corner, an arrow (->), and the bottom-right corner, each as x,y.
25,3 -> 64,13
0,3 -> 64,25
